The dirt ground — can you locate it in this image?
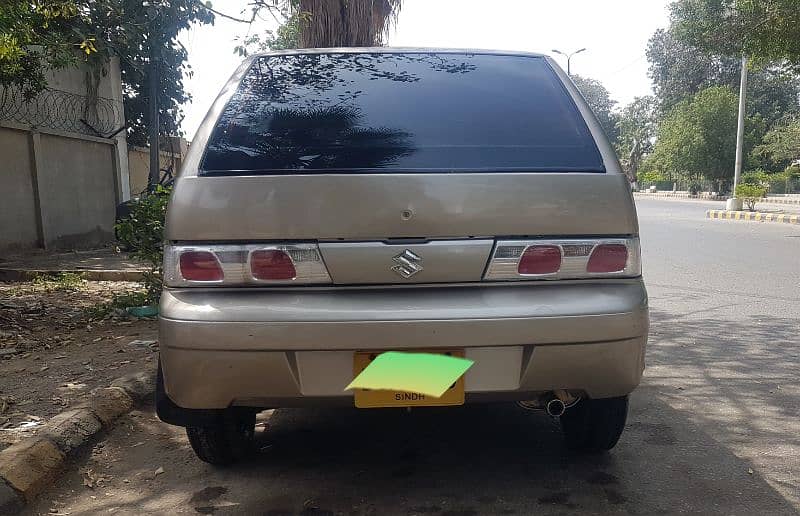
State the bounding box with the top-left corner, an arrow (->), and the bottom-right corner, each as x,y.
0,279 -> 157,451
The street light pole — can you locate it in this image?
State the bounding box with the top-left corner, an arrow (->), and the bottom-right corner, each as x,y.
727,55 -> 748,211
552,48 -> 587,76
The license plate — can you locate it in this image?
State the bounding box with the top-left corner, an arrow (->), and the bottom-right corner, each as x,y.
352,349 -> 466,408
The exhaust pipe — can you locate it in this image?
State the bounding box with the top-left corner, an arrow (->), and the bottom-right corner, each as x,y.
545,397 -> 566,417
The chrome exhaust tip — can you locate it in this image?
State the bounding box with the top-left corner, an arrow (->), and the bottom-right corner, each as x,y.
545,398 -> 566,417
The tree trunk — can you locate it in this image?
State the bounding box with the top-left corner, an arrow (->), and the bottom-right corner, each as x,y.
298,0 -> 401,48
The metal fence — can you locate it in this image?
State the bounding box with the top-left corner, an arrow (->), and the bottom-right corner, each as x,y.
0,86 -> 123,137
639,177 -> 800,195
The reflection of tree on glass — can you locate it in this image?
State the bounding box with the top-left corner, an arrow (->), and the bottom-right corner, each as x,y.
209,105 -> 414,170
201,52 -> 603,174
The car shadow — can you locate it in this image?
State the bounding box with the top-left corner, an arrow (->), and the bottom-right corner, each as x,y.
220,386 -> 795,515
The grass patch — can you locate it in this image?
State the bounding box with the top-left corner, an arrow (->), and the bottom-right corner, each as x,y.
85,290 -> 150,320
31,272 -> 85,292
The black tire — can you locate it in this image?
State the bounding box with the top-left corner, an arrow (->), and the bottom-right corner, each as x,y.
560,395 -> 629,452
186,410 -> 256,466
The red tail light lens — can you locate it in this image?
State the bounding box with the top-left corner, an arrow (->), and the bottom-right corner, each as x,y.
518,245 -> 562,274
179,251 -> 223,281
587,244 -> 628,273
250,250 -> 297,280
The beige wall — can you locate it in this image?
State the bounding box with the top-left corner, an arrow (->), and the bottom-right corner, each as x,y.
127,146 -> 184,196
36,133 -> 117,248
0,56 -> 130,252
0,123 -> 119,251
0,126 -> 39,249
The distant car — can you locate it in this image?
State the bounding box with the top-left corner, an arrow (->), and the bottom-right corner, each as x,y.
156,48 -> 649,465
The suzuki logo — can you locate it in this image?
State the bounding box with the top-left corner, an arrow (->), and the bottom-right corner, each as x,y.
391,249 -> 423,279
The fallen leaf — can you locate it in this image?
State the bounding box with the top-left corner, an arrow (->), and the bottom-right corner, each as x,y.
748,468 -> 754,475
154,466 -> 164,478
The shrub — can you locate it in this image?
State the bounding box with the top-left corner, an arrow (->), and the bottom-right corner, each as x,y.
637,170 -> 667,184
735,183 -> 766,211
741,170 -> 771,187
115,185 -> 171,304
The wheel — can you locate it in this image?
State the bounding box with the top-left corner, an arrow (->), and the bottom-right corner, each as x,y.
560,395 -> 629,452
186,410 -> 256,465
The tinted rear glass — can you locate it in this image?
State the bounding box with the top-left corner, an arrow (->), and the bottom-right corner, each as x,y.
200,53 -> 604,174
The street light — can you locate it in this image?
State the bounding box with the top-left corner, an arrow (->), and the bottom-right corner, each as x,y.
551,48 -> 587,76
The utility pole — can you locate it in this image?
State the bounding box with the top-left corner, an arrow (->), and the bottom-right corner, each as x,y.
148,11 -> 161,190
552,48 -> 587,76
726,55 -> 748,211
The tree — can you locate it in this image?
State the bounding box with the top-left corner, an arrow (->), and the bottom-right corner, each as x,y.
670,0 -> 800,67
571,75 -> 620,145
753,118 -> 800,168
646,27 -> 800,121
0,1 -> 214,146
0,1 -> 95,98
295,0 -> 401,47
616,96 -> 657,183
647,86 -> 741,188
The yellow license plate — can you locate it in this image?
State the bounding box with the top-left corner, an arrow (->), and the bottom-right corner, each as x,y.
352,349 -> 466,408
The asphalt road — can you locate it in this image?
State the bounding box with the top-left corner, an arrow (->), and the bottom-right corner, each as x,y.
29,197 -> 800,516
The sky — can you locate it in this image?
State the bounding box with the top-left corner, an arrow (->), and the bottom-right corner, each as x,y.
179,0 -> 672,140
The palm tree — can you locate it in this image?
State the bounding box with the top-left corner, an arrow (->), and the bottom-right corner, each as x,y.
296,0 -> 402,47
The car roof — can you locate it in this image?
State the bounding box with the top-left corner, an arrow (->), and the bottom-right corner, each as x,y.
250,47 -> 547,59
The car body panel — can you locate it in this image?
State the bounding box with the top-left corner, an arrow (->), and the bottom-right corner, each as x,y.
165,173 -> 637,241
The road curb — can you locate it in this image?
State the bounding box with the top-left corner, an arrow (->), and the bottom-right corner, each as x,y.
0,268 -> 145,283
0,368 -> 155,513
706,210 -> 800,224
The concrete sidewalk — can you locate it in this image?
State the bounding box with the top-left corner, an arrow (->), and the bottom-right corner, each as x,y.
0,248 -> 145,282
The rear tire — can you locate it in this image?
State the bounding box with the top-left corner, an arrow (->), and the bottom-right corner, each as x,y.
560,395 -> 628,452
186,410 -> 256,466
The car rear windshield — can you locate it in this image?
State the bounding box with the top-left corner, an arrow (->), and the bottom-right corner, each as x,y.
200,52 -> 605,174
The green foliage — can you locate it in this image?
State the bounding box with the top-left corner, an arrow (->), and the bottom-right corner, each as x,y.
753,118 -> 800,169
234,7 -> 306,55
85,289 -> 149,320
637,170 -> 667,184
31,272 -> 85,292
0,1 -> 90,98
646,27 -> 800,121
104,1 -> 215,146
741,169 -> 771,187
571,75 -> 620,145
735,183 -> 767,211
0,1 -> 215,145
114,185 -> 171,304
616,96 -> 657,181
648,86 -> 741,185
671,0 -> 800,68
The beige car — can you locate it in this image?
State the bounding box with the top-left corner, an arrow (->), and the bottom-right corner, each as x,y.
156,48 -> 648,465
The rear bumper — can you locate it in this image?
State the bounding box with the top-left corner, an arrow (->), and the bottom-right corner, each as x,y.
159,280 -> 648,409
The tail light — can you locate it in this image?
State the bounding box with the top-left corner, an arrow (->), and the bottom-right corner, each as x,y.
587,244 -> 628,273
484,238 -> 640,281
164,244 -> 331,287
517,245 -> 562,275
178,251 -> 224,282
250,250 -> 296,280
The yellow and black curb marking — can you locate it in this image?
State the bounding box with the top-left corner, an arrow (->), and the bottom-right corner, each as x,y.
706,210 -> 800,224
